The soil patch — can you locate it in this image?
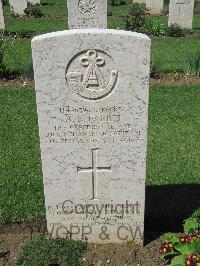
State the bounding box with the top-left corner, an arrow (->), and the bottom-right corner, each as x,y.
0,221 -> 166,265
0,79 -> 35,89
0,75 -> 199,89
150,75 -> 200,86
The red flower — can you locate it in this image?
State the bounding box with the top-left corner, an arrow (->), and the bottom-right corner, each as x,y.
180,235 -> 192,243
159,242 -> 173,254
190,232 -> 200,240
186,253 -> 200,266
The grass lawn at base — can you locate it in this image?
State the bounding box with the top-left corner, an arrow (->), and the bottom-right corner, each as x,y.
0,89 -> 44,223
147,85 -> 200,186
0,85 -> 199,224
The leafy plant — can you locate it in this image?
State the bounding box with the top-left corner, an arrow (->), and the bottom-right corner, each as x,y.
140,19 -> 166,36
160,217 -> 200,266
123,3 -> 148,32
150,57 -> 160,78
182,49 -> 200,77
2,0 -> 9,5
119,0 -> 126,5
0,32 -> 18,79
0,29 -> 35,38
23,59 -> 34,80
109,0 -> 126,6
110,0 -> 117,5
167,23 -> 184,37
24,6 -> 44,17
0,37 -> 7,78
16,237 -> 87,266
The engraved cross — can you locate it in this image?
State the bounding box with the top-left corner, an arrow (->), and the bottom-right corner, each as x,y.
77,148 -> 112,200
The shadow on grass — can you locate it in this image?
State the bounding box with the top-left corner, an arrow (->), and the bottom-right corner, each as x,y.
144,184 -> 200,244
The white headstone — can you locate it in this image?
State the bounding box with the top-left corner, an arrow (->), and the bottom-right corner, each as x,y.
32,29 -> 150,244
0,0 -> 5,30
67,0 -> 107,29
146,0 -> 163,14
168,0 -> 194,29
9,0 -> 27,16
27,0 -> 40,5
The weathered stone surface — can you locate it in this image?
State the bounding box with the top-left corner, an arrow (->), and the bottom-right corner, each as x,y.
9,0 -> 27,16
146,0 -> 163,14
168,0 -> 194,29
67,0 -> 107,29
0,0 -> 5,30
32,29 -> 150,244
27,0 -> 40,5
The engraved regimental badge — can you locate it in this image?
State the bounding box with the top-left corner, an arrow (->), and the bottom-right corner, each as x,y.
78,0 -> 96,15
66,49 -> 118,100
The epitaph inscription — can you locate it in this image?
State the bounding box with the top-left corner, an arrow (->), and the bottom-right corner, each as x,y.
175,0 -> 190,3
168,0 -> 194,28
67,0 -> 107,29
32,29 -> 150,243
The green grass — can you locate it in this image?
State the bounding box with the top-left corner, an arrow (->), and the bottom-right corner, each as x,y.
151,36 -> 200,72
149,15 -> 200,30
5,17 -> 67,35
3,36 -> 199,74
4,39 -> 32,72
17,237 -> 87,266
3,0 -> 200,33
0,85 -> 199,223
0,88 -> 44,222
147,85 -> 200,185
2,0 -> 199,74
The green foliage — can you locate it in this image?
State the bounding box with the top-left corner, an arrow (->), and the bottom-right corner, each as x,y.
119,0 -> 126,5
167,24 -> 184,37
23,59 -> 34,80
0,29 -> 35,38
16,237 -> 87,266
24,6 -> 44,18
16,29 -> 35,38
109,0 -> 126,6
0,32 -> 19,79
193,238 -> 200,253
0,34 -> 7,78
164,233 -> 179,244
170,255 -> 186,266
182,49 -> 200,77
2,0 -> 9,5
140,19 -> 166,36
183,217 -> 200,234
150,57 -> 160,78
123,3 -> 148,32
161,217 -> 200,266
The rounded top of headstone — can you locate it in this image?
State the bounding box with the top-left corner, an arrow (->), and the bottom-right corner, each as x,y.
32,29 -> 151,43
